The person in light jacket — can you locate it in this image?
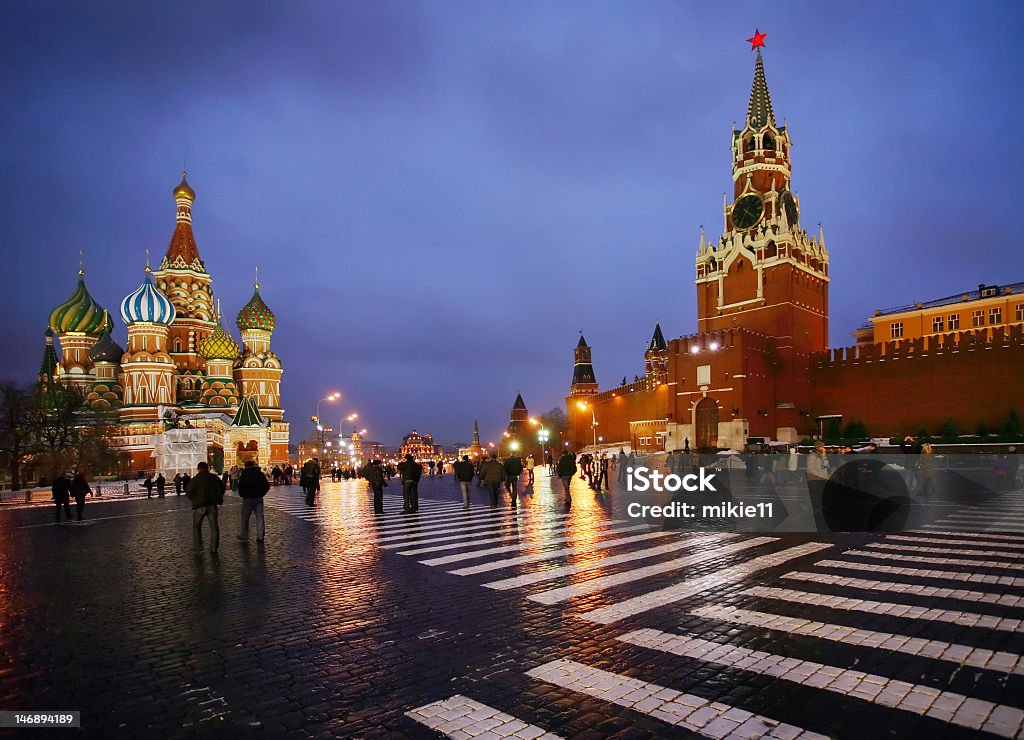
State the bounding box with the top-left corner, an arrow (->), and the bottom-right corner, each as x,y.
806,443 -> 830,531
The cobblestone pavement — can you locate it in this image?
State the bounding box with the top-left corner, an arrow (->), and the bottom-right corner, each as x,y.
0,472 -> 1021,739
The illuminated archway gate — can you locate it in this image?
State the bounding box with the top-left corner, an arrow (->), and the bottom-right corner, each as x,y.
694,397 -> 719,450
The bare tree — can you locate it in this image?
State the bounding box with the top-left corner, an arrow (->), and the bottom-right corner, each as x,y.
0,381 -> 33,490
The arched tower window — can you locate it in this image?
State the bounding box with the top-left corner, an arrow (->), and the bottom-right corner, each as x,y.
763,134 -> 775,150
745,136 -> 756,152
173,338 -> 182,353
765,241 -> 777,258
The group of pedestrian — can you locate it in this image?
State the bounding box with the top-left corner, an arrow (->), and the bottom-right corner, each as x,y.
186,459 -> 270,553
51,471 -> 92,522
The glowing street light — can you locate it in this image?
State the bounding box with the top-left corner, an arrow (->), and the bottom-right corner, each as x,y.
314,392 -> 340,430
576,401 -> 598,448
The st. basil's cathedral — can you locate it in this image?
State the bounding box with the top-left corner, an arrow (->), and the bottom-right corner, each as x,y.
41,173 -> 289,473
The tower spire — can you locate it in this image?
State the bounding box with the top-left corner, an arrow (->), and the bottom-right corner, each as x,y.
746,46 -> 776,129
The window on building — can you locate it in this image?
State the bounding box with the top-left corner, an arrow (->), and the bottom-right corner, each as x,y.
890,322 -> 903,339
990,307 -> 1002,324
745,137 -> 756,152
1017,304 -> 1024,322
972,310 -> 984,327
932,316 -> 944,333
762,134 -> 775,150
948,314 -> 960,330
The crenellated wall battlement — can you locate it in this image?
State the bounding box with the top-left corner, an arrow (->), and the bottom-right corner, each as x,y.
812,325 -> 1024,369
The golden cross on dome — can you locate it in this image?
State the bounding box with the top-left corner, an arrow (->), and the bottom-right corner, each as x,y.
254,265 -> 260,290
78,249 -> 85,278
145,248 -> 152,273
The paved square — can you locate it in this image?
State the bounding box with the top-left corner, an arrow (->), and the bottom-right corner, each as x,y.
1,474 -> 1022,738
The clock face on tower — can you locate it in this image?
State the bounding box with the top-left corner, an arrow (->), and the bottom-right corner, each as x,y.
780,190 -> 799,225
731,193 -> 764,230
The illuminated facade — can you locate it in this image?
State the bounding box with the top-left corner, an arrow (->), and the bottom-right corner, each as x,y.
400,429 -> 437,460
43,174 -> 290,473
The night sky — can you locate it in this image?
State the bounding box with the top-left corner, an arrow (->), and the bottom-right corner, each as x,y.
2,2 -> 1022,446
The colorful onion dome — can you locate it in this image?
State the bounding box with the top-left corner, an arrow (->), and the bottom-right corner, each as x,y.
89,327 -> 125,363
236,284 -> 276,332
49,270 -> 111,336
198,319 -> 240,361
120,268 -> 176,325
173,171 -> 195,201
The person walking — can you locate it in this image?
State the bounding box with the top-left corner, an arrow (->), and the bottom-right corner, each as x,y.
142,474 -> 154,499
503,454 -> 524,506
525,454 -> 536,485
617,449 -> 628,484
181,472 -> 191,492
454,455 -> 475,509
918,443 -> 936,497
363,459 -> 387,514
52,472 -> 72,522
155,473 -> 166,497
70,472 -> 91,521
480,454 -> 505,508
236,459 -> 269,542
597,454 -> 610,492
788,446 -> 800,484
428,460 -> 436,478
173,473 -> 183,495
806,442 -> 830,531
300,458 -> 321,506
186,461 -> 225,553
398,454 -> 422,513
271,465 -> 282,487
556,451 -> 577,508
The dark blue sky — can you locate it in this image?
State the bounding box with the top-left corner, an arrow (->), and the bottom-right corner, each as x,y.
3,2 -> 1022,446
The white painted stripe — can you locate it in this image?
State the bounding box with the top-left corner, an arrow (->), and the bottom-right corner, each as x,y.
397,517 -> 621,556
447,530 -> 677,576
369,507 -> 515,534
842,550 -> 1022,569
779,571 -> 1024,608
742,585 -> 1023,632
578,542 -> 833,624
483,534 -> 733,591
814,559 -> 1024,588
861,542 -> 1024,558
375,515 -> 529,545
883,535 -> 1024,549
528,537 -> 776,605
691,604 -> 1024,675
421,524 -> 654,567
381,516 -> 574,551
620,629 -> 1024,737
406,694 -> 562,739
909,529 -> 1024,541
527,658 -> 825,739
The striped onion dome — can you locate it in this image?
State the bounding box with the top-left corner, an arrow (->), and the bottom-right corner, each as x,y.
120,269 -> 176,325
89,327 -> 125,363
49,271 -> 112,336
236,286 -> 276,332
198,319 -> 240,360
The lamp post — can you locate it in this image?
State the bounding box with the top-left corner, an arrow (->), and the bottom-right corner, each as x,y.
314,393 -> 340,430
577,401 -> 598,448
338,412 -> 358,439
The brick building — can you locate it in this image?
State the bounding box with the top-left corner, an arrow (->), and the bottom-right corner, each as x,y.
565,47 -> 1023,452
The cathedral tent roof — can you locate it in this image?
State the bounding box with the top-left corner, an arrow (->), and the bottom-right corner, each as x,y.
648,323 -> 668,351
231,395 -> 265,427
512,393 -> 527,410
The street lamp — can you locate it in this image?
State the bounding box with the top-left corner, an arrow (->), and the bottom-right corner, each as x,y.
314,393 -> 340,430
577,401 -> 598,448
338,412 -> 358,438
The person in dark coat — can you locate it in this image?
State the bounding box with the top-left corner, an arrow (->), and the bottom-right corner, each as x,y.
362,459 -> 387,514
454,455 -> 475,509
142,475 -> 154,498
300,459 -> 321,506
186,461 -> 225,553
70,472 -> 92,521
173,473 -> 183,496
398,454 -> 422,513
52,473 -> 72,522
556,451 -> 578,508
155,473 -> 166,497
503,455 -> 524,505
236,459 -> 270,541
479,454 -> 506,508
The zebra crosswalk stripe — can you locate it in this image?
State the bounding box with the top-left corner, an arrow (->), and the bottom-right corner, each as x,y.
908,530 -> 1024,541
527,537 -> 777,606
689,604 -> 1024,675
406,694 -> 562,739
619,629 -> 1024,737
375,513 -> 531,545
740,585 -> 1023,633
882,534 -> 1024,548
860,542 -> 1024,558
527,658 -> 826,739
577,542 -> 832,624
397,517 -> 622,556
779,571 -> 1024,608
813,558 -> 1024,588
482,534 -> 734,591
447,530 -> 678,576
840,549 -> 1022,569
420,523 -> 654,568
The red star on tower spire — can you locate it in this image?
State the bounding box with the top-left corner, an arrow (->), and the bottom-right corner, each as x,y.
747,29 -> 767,51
